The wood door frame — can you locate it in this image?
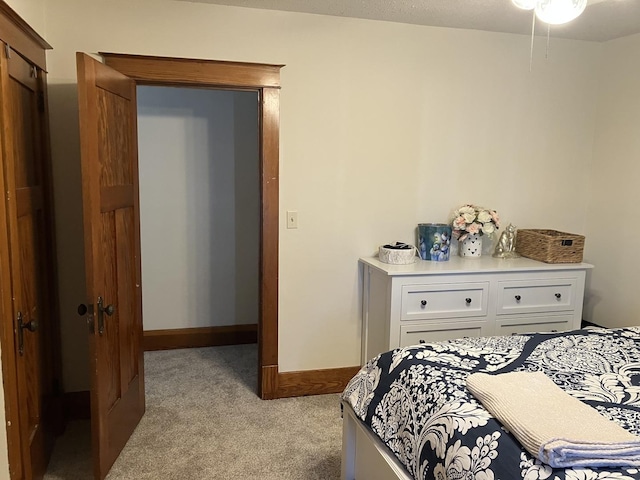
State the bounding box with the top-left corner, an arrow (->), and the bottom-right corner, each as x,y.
100,53 -> 282,400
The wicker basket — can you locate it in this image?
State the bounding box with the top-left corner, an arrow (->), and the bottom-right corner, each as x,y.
515,229 -> 585,263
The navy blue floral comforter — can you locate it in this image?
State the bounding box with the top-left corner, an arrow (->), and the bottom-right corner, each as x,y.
342,327 -> 640,480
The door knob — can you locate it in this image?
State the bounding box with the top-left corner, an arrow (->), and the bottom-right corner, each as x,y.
77,304 -> 88,315
96,296 -> 115,335
22,320 -> 38,332
17,312 -> 38,355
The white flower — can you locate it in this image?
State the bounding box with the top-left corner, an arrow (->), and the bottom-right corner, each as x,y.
477,210 -> 492,223
459,205 -> 475,215
463,212 -> 476,224
482,223 -> 495,234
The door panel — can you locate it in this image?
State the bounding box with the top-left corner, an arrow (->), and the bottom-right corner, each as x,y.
102,211 -> 121,410
116,207 -> 138,388
76,52 -> 145,480
8,51 -> 38,189
1,45 -> 55,479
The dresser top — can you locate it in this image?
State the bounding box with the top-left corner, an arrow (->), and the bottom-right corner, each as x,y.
360,256 -> 594,276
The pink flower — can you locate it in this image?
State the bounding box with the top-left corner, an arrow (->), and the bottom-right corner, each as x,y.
453,216 -> 467,229
467,223 -> 480,234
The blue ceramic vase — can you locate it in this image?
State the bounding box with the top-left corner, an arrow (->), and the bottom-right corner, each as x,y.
418,223 -> 452,261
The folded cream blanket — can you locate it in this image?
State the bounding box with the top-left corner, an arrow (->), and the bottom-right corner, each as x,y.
466,371 -> 640,468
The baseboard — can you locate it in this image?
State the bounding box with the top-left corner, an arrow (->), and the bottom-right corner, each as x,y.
64,365 -> 362,410
276,366 -> 361,399
63,390 -> 90,420
143,324 -> 258,351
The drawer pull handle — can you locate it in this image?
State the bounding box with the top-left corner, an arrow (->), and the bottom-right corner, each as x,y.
420,300 -> 427,307
515,295 -> 521,301
419,339 -> 426,344
465,298 -> 472,305
555,293 -> 561,299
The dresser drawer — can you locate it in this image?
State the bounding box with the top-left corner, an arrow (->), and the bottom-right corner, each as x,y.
496,278 -> 576,315
401,282 -> 488,321
400,323 -> 484,347
496,315 -> 572,336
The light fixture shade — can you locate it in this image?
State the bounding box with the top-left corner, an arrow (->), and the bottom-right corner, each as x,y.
535,0 -> 588,25
512,0 -> 536,10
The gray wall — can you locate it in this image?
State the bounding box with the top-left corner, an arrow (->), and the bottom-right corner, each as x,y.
137,86 -> 259,330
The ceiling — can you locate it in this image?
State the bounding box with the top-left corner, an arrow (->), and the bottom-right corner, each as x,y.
173,0 -> 640,42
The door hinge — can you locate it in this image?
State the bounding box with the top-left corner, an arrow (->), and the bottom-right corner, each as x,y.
4,43 -> 10,59
37,91 -> 45,113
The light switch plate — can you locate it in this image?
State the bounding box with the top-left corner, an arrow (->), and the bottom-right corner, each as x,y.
287,211 -> 298,229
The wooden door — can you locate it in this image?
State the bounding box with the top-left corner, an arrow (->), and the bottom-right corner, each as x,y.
76,52 -> 145,480
0,45 -> 56,479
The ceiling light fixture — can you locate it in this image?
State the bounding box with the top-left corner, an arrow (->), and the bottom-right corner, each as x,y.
512,0 -> 592,70
512,0 -> 537,10
511,0 -> 588,25
535,0 -> 588,24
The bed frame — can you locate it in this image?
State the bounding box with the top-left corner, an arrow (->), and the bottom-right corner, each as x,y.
341,402 -> 412,480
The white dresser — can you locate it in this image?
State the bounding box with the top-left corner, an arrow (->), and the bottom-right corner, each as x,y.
360,256 -> 593,364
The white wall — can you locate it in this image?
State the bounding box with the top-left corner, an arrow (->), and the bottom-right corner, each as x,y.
43,0 -> 603,386
137,86 -> 259,330
584,33 -> 640,327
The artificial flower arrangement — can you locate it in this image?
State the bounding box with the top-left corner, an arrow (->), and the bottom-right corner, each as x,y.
452,204 -> 500,242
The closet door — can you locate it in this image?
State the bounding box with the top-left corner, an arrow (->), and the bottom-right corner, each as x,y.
0,45 -> 56,479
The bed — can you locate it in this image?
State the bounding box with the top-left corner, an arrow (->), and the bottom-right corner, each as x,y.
341,327 -> 640,480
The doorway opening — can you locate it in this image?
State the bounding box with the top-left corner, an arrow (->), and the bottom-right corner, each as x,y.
137,85 -> 260,376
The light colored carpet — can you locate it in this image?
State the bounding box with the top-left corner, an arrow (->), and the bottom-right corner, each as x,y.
44,345 -> 343,479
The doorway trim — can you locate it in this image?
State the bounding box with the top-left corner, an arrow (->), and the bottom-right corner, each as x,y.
101,53 -> 282,399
